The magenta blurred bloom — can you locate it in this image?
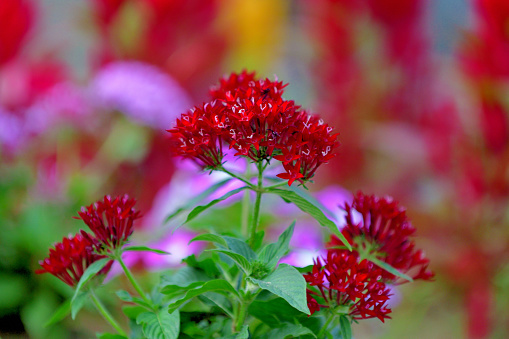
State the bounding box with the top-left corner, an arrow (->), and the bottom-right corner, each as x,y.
90,61 -> 192,128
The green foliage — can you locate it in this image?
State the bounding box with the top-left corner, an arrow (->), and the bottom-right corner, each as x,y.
258,221 -> 295,270
71,291 -> 89,320
123,246 -> 171,255
368,256 -> 413,282
71,258 -> 110,307
339,315 -> 352,339
248,264 -> 310,315
136,309 -> 180,339
260,323 -> 316,339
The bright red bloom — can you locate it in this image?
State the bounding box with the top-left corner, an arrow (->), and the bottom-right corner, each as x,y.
36,233 -> 112,287
168,71 -> 339,185
332,192 -> 434,283
0,0 -> 33,66
304,250 -> 392,322
76,195 -> 142,251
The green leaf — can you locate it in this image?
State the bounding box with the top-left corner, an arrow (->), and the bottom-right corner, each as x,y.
267,189 -> 351,251
248,264 -> 310,315
71,290 -> 89,320
368,256 -> 413,282
208,249 -> 252,275
96,333 -> 128,339
288,185 -> 337,221
136,309 -> 180,339
71,258 -> 110,306
223,236 -> 257,262
198,292 -> 234,318
258,221 -> 295,269
184,186 -> 250,224
160,266 -> 209,289
182,254 -> 220,278
189,233 -> 228,247
115,290 -> 152,309
44,299 -> 71,327
236,325 -> 249,339
260,323 -> 316,339
167,280 -> 240,313
339,315 -> 352,339
164,178 -> 232,223
122,305 -> 146,320
123,246 -> 170,255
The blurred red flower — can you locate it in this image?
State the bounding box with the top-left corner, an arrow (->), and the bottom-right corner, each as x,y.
0,0 -> 33,66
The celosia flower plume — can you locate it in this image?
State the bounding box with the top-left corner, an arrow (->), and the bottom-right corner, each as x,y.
36,233 -> 112,287
167,71 -> 339,185
330,192 -> 434,283
304,249 -> 392,322
76,195 -> 142,251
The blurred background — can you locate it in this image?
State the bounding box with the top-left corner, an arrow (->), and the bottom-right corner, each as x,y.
1,0 -> 508,338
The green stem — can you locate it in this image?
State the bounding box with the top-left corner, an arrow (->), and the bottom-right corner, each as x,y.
248,162 -> 264,246
317,313 -> 335,339
91,291 -> 127,337
219,166 -> 255,188
117,254 -> 151,306
234,300 -> 248,332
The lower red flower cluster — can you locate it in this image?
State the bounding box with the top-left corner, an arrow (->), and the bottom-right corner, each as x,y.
167,71 -> 339,186
36,233 -> 113,287
37,195 -> 140,287
304,250 -> 392,321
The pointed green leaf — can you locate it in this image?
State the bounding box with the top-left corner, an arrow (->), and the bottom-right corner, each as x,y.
189,233 -> 228,247
267,189 -> 351,251
248,264 -> 310,315
339,315 -> 352,339
71,290 -> 89,320
208,249 -> 252,275
160,266 -> 209,289
258,221 -> 295,269
123,246 -> 170,255
115,290 -> 152,309
198,292 -> 234,318
223,236 -> 257,262
236,325 -> 249,339
71,258 -> 110,306
368,256 -> 413,282
136,309 -> 180,339
167,279 -> 240,313
44,299 -> 71,327
164,178 -> 232,223
185,186 -> 250,224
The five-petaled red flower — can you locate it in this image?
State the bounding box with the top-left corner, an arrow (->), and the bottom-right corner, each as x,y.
167,71 -> 339,185
304,249 -> 392,322
36,233 -> 112,287
76,194 -> 142,252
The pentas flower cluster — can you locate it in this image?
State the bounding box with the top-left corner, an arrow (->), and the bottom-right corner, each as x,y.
76,195 -> 142,252
332,191 -> 434,283
167,71 -> 339,185
304,249 -> 392,321
36,233 -> 112,287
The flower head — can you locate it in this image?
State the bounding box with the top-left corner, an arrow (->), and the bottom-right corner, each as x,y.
36,233 -> 112,287
304,250 -> 392,322
76,195 -> 142,252
168,71 -> 339,185
333,191 -> 434,283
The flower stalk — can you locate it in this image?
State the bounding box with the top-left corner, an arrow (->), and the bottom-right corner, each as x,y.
91,290 -> 127,336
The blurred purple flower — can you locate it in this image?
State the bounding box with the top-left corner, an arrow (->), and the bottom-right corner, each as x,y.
0,108 -> 25,153
90,61 -> 192,128
280,221 -> 326,267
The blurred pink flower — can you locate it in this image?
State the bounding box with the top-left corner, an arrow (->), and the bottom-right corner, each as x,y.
90,61 -> 192,128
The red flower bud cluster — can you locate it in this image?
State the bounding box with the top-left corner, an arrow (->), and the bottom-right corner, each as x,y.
304,250 -> 392,322
76,194 -> 142,252
36,233 -> 112,287
332,191 -> 434,283
167,71 -> 339,185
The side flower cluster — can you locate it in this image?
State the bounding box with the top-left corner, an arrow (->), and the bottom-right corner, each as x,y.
36,233 -> 113,287
37,194 -> 140,287
167,71 -> 340,185
336,191 -> 434,283
305,192 -> 433,320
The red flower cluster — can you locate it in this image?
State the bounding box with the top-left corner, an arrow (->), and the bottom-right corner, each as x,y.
304,250 -> 392,322
36,233 -> 112,287
168,71 -> 339,185
0,0 -> 33,66
332,192 -> 434,283
76,195 -> 142,251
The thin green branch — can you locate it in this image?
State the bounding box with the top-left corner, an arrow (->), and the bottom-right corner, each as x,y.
117,254 -> 152,307
90,291 -> 127,337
